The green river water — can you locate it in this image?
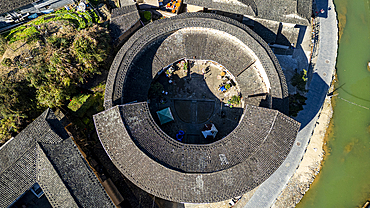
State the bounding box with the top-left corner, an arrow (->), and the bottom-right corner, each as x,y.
297,0 -> 370,207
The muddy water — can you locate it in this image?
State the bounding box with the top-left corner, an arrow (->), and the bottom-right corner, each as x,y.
297,0 -> 370,207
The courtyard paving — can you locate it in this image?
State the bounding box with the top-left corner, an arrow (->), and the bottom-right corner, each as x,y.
148,60 -> 244,144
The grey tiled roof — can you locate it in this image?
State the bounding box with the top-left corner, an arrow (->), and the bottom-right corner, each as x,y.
110,4 -> 140,42
0,109 -> 115,208
0,0 -> 36,15
119,102 -> 298,173
184,0 -> 312,25
36,144 -> 79,208
94,104 -> 300,203
0,144 -> 37,207
104,13 -> 289,114
95,13 -> 300,203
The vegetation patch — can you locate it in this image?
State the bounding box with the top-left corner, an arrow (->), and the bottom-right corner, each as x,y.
0,8 -> 111,145
291,69 -> 308,92
68,94 -> 91,112
289,69 -> 308,117
139,11 -> 152,23
230,95 -> 241,105
0,35 -> 6,56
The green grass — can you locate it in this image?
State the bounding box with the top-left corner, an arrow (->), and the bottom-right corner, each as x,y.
5,8 -> 101,44
68,94 -> 91,112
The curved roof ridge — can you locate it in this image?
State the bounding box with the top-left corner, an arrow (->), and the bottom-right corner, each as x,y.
183,0 -> 311,25
105,13 -> 288,112
94,105 -> 300,202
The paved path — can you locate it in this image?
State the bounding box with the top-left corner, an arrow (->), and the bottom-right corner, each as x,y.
243,0 -> 338,207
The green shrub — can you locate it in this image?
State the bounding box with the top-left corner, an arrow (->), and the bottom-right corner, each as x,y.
1,58 -> 12,67
0,117 -> 19,144
291,69 -> 308,92
140,11 -> 152,22
72,32 -> 105,73
55,8 -> 66,13
230,95 -> 241,105
183,61 -> 188,71
68,94 -> 96,117
289,93 -> 307,117
68,94 -> 91,112
0,35 -> 7,56
92,82 -> 105,93
79,11 -> 93,27
149,82 -> 164,97
36,84 -> 69,108
89,9 -> 100,23
5,26 -> 27,41
7,26 -> 40,44
47,36 -> 71,48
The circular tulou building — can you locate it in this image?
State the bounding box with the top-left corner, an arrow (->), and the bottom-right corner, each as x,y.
94,13 -> 301,203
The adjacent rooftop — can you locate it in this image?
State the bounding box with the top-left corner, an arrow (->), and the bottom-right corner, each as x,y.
0,109 -> 115,208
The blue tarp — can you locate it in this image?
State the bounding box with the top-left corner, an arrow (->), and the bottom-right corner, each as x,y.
219,86 -> 226,92
28,13 -> 38,19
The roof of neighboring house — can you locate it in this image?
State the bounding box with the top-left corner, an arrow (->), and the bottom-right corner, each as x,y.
0,109 -> 116,208
110,4 -> 140,42
0,0 -> 36,15
184,0 -> 312,25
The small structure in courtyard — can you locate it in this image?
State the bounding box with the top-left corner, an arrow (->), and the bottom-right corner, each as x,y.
156,107 -> 174,125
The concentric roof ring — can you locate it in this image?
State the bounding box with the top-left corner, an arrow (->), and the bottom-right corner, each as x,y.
95,13 -> 300,203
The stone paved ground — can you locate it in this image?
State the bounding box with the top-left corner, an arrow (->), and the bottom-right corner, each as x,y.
272,84 -> 333,207
148,60 -> 244,144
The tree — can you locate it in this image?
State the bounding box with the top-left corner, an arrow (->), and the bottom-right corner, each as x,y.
0,35 -> 7,56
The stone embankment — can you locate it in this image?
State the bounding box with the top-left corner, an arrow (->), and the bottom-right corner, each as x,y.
272,89 -> 333,207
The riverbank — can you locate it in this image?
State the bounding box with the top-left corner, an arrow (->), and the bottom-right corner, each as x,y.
272,82 -> 334,207
296,0 -> 370,206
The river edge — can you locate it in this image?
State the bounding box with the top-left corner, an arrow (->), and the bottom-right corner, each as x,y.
272,78 -> 336,208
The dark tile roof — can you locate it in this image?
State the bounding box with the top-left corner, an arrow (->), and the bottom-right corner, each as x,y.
0,0 -> 36,15
97,12 -> 300,203
36,144 -> 79,207
110,4 -> 140,42
0,144 -> 37,207
104,12 -> 289,114
0,109 -> 115,208
119,102 -> 298,173
184,0 -> 312,25
94,103 -> 300,203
